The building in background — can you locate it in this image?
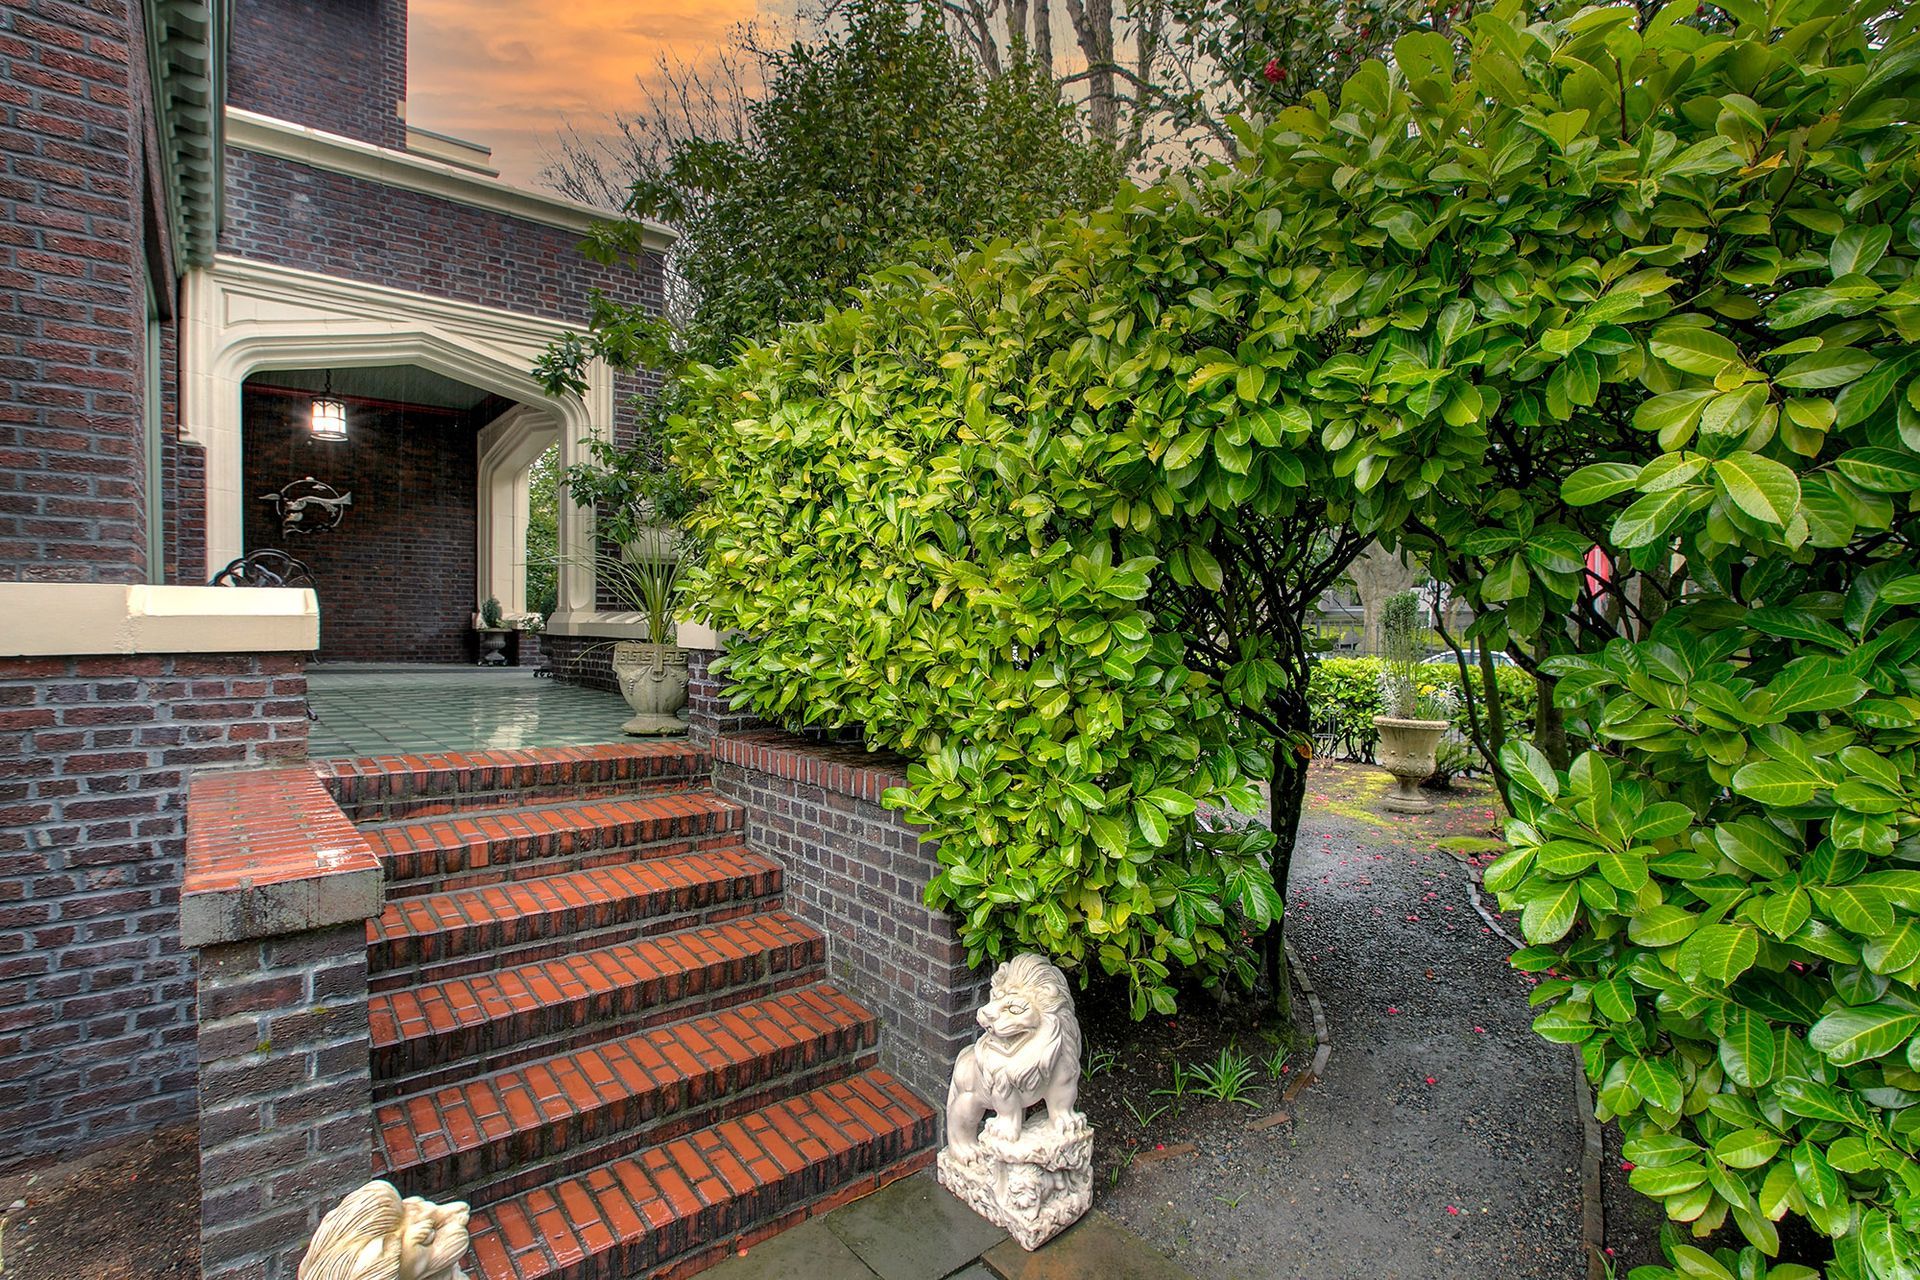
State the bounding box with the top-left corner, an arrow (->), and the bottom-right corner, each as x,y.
0,0 -> 669,1176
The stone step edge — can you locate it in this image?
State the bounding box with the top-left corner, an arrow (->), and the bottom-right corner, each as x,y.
366,847 -> 785,977
462,1069 -> 938,1280
364,790 -> 747,889
377,993 -> 882,1209
318,742 -> 709,821
368,793 -> 747,899
367,914 -> 828,1098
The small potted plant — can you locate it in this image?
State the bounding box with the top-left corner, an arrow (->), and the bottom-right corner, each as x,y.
505,611 -> 545,668
475,595 -> 510,666
1372,590 -> 1450,813
601,526 -> 688,735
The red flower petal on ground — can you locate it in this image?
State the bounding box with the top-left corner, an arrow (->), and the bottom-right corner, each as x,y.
1472,1025 -> 1486,1033
1425,1076 -> 1437,1085
1446,1205 -> 1460,1215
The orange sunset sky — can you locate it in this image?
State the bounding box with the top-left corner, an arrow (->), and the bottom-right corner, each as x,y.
406,0 -> 785,195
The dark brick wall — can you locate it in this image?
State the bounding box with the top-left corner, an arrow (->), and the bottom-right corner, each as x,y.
0,651 -> 310,1170
544,632 -> 616,692
242,384 -> 482,663
684,646 -> 767,744
710,732 -> 987,1104
0,0 -> 164,585
220,149 -> 664,325
228,0 -> 406,149
196,921 -> 371,1280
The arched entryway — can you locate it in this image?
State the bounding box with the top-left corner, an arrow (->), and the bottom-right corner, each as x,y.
181,255 -> 611,644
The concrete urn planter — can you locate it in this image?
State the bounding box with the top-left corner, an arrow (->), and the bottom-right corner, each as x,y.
476,628 -> 510,666
612,641 -> 689,735
1373,715 -> 1449,813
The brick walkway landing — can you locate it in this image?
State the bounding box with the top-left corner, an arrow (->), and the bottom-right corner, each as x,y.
323,743 -> 936,1280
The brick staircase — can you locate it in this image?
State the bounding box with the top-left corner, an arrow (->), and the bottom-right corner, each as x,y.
322,743 -> 937,1280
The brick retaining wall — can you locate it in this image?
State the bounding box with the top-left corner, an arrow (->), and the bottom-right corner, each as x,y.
708,730 -> 986,1104
0,651 -> 310,1169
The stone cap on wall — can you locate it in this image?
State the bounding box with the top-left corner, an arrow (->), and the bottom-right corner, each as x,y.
711,729 -> 911,807
0,583 -> 319,657
181,766 -> 383,948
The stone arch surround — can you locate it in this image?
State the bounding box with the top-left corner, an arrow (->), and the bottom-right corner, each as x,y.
181,255 -> 608,629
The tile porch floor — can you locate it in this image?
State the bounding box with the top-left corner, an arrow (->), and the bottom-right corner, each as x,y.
306,664 -> 642,758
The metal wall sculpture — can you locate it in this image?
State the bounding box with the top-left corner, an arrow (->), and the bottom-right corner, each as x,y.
259,476 -> 353,537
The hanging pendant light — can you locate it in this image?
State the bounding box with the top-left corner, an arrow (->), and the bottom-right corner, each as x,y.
310,369 -> 347,442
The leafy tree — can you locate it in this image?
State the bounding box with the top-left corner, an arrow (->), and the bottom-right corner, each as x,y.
1178,0 -> 1916,1268
562,0 -> 1121,372
525,445 -> 559,618
665,0 -> 1920,1269
1172,0 -> 1457,111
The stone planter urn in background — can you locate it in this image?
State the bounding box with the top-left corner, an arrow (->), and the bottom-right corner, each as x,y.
1373,715 -> 1449,813
611,640 -> 688,735
475,628 -> 509,666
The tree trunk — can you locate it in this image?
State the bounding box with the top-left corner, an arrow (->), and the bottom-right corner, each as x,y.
1262,721 -> 1306,1027
1033,0 -> 1054,85
1477,642 -> 1513,806
1534,671 -> 1568,769
1063,0 -> 1118,143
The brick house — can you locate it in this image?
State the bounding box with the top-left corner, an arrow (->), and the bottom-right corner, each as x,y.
1,4 -> 986,1277
3,0 -> 679,1165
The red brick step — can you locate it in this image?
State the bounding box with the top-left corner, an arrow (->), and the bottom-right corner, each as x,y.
377,985 -> 879,1208
318,742 -> 708,822
366,849 -> 784,992
369,912 -> 827,1099
368,791 -> 746,897
462,1069 -> 937,1280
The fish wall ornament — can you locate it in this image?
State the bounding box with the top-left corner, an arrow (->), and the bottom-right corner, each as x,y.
260,476 -> 354,536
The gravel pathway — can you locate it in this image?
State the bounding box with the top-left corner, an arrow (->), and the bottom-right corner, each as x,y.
1099,763 -> 1590,1280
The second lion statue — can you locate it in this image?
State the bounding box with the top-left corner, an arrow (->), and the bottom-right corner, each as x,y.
937,952 -> 1094,1249
944,952 -> 1084,1151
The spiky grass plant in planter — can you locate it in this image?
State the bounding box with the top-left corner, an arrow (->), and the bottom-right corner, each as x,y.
601,526 -> 689,735
1373,591 -> 1447,813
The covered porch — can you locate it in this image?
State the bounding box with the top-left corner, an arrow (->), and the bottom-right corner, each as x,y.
181,256 -> 640,666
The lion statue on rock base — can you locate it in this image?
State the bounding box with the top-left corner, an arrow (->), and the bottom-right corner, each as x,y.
944,952 -> 1083,1151
937,952 -> 1094,1250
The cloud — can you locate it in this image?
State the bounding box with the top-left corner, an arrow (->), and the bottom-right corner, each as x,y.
406,0 -> 773,189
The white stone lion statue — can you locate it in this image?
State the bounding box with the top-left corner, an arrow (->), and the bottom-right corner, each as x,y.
945,952 -> 1083,1152
296,1180 -> 471,1280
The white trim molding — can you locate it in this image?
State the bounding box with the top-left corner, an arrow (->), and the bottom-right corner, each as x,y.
224,107 -> 674,249
0,583 -> 318,657
179,254 -> 611,624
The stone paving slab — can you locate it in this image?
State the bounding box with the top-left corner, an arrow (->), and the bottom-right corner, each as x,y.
703,1174 -> 1195,1280
824,1171 -> 1010,1280
704,1217 -> 881,1280
983,1211 -> 1198,1280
